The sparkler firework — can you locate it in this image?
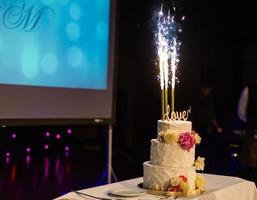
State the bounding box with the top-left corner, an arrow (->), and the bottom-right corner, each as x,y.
155,4 -> 183,119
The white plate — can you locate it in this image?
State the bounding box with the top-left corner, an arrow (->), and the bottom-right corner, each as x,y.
109,188 -> 146,197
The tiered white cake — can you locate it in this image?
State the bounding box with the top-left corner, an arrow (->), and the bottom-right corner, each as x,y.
143,120 -> 205,196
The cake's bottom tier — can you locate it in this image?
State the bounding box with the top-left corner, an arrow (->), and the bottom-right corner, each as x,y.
143,161 -> 196,191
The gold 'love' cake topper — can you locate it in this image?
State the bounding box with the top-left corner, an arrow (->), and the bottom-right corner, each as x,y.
164,107 -> 191,121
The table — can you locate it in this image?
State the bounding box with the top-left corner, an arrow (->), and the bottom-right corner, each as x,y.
55,174 -> 257,200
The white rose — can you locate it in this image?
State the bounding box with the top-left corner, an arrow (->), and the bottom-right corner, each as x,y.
170,177 -> 181,186
194,156 -> 205,171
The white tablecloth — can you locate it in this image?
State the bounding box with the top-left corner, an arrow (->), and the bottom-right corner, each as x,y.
55,174 -> 257,200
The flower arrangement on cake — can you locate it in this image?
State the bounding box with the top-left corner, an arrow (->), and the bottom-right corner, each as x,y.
142,3 -> 206,198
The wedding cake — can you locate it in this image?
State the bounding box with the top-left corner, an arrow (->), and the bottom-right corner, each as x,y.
143,118 -> 205,197
144,3 -> 205,197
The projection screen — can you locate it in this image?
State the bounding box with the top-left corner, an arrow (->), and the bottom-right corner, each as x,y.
0,0 -> 116,125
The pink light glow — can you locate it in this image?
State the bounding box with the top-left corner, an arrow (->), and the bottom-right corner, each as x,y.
44,157 -> 50,179
5,157 -> 10,164
26,155 -> 31,165
45,132 -> 50,137
67,128 -> 72,134
65,145 -> 70,151
44,144 -> 49,150
56,134 -> 61,139
6,152 -> 10,157
11,133 -> 16,139
26,147 -> 31,153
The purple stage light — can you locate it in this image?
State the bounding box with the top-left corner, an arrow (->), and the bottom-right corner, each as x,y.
6,152 -> 10,157
26,147 -> 31,153
26,155 -> 31,163
67,128 -> 72,134
44,144 -> 49,150
44,157 -> 50,178
6,157 -> 10,164
11,133 -> 16,139
45,132 -> 50,137
56,134 -> 61,139
65,145 -> 70,151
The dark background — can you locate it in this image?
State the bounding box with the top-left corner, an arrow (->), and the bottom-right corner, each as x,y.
114,0 -> 257,182
1,0 -> 257,199
116,0 -> 257,147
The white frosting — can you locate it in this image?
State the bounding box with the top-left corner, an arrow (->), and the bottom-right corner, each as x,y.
143,120 -> 198,192
150,139 -> 195,167
143,161 -> 196,190
157,120 -> 192,139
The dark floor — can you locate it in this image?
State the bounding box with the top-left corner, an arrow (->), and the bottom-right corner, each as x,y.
0,125 -> 248,200
0,125 -> 146,200
0,146 -> 148,200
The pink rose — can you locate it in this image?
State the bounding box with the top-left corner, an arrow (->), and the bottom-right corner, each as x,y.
178,132 -> 196,151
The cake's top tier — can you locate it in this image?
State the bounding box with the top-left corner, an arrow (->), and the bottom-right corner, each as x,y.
156,119 -> 201,154
157,120 -> 192,139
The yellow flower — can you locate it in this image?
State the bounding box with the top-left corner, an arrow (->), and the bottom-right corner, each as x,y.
192,131 -> 201,144
194,156 -> 205,171
195,175 -> 205,191
195,134 -> 201,144
149,183 -> 161,191
164,130 -> 179,144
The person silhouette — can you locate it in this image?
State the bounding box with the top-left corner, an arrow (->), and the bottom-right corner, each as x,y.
192,83 -> 223,173
237,71 -> 257,185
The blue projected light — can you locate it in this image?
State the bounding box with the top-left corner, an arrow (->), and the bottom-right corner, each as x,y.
0,0 -> 110,89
